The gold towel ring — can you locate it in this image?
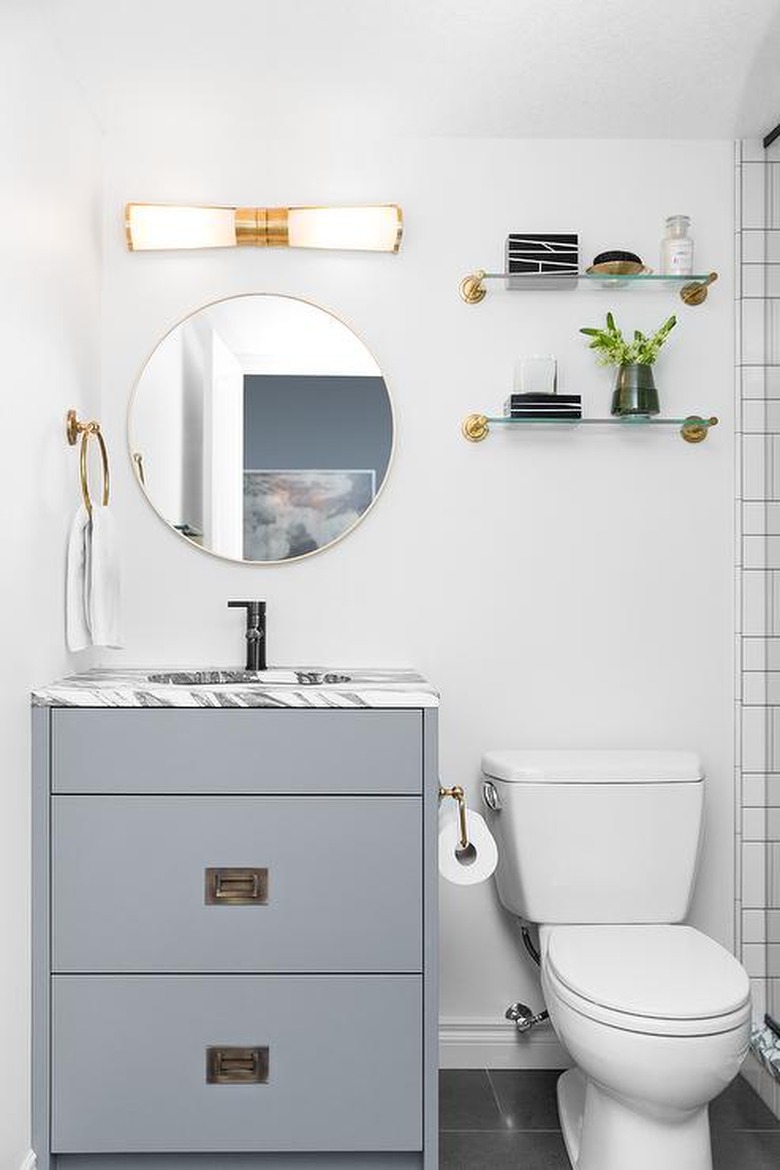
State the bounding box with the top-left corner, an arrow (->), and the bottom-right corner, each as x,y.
67,409 -> 110,515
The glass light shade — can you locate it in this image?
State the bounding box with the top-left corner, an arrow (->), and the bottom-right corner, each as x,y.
126,204 -> 237,251
287,206 -> 402,252
125,203 -> 404,252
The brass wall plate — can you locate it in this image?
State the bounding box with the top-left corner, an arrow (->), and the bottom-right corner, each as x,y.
679,272 -> 718,305
206,1046 -> 269,1084
205,867 -> 269,905
681,415 -> 718,444
462,413 -> 490,442
234,206 -> 290,247
459,271 -> 487,304
66,409 -> 80,446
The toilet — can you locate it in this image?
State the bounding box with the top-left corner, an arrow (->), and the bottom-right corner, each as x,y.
481,749 -> 751,1170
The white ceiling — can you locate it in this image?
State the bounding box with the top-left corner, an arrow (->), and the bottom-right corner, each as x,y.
38,0 -> 780,140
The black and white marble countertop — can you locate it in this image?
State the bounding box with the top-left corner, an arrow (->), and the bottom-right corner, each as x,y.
32,667 -> 439,709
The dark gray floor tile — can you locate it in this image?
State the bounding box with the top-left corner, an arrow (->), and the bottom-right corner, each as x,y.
488,1068 -> 564,1130
439,1070 -> 502,1132
440,1131 -> 570,1170
712,1128 -> 780,1169
710,1075 -> 780,1131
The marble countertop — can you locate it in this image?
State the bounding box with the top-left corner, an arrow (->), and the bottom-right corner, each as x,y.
32,667 -> 439,709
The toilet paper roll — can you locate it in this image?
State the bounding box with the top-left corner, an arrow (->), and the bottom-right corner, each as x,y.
438,805 -> 499,886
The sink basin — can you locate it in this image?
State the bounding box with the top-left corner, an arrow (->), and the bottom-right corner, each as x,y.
147,669 -> 353,687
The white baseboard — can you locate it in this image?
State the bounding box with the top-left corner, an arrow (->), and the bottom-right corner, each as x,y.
439,1017 -> 570,1070
19,1152 -> 36,1170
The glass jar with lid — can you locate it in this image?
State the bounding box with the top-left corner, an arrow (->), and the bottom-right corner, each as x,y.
661,215 -> 694,276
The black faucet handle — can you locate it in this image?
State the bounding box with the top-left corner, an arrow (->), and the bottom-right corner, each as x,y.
228,601 -> 267,671
228,600 -> 266,621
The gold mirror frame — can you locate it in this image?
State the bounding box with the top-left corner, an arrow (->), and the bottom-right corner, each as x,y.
127,292 -> 396,566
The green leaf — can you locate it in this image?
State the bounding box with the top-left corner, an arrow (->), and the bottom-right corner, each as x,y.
580,309 -> 676,366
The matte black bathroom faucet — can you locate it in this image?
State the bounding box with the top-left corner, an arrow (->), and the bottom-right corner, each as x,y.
228,600 -> 267,670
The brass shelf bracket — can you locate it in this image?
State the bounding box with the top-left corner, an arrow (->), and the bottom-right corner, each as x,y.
459,270 -> 487,304
462,413 -> 490,442
680,415 -> 719,443
679,272 -> 718,305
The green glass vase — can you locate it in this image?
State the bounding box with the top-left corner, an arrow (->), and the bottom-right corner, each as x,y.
611,363 -> 660,417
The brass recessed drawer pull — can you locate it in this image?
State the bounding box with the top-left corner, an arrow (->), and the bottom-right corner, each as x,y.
206,1045 -> 269,1084
204,867 -> 268,905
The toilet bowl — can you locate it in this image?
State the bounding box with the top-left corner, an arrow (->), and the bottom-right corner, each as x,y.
481,750 -> 752,1170
540,924 -> 751,1170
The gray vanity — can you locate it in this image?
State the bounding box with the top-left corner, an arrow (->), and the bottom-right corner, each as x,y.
32,669 -> 439,1170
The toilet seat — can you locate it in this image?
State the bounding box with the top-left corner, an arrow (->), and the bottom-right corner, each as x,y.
545,925 -> 751,1038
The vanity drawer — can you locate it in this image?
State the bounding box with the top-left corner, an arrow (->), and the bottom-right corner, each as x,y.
55,1157 -> 422,1170
52,796 -> 422,973
51,709 -> 422,795
51,974 -> 423,1153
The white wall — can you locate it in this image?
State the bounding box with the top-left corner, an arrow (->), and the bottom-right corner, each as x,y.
0,4 -> 101,1163
100,134 -> 734,1066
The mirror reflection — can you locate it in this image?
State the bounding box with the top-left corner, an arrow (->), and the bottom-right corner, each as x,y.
129,294 -> 393,563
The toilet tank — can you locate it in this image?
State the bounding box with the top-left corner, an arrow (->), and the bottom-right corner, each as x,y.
482,750 -> 704,924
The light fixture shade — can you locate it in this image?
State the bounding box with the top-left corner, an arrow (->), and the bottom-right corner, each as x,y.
287,206 -> 403,252
125,203 -> 403,252
126,204 -> 237,251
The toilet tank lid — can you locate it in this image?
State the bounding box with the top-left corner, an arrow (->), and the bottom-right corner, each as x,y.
481,749 -> 703,783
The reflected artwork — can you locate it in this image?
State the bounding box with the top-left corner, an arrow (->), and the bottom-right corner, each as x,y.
243,470 -> 376,561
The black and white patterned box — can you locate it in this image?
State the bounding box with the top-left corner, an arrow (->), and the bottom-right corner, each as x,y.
505,233 -> 579,289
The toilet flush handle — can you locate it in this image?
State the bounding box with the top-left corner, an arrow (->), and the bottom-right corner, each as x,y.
482,779 -> 501,811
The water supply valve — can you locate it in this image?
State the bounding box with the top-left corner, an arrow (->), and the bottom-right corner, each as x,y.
505,1002 -> 550,1033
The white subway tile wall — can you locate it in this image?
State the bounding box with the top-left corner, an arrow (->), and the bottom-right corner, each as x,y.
744,908 -> 768,942
743,265 -> 780,299
742,366 -> 780,398
742,841 -> 768,907
737,141 -> 780,1114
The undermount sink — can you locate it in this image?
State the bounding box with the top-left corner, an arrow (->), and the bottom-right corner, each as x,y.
146,669 -> 353,687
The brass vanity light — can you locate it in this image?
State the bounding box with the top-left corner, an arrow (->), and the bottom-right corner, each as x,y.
125,203 -> 403,253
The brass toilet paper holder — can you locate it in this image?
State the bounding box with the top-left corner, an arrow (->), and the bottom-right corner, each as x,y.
439,784 -> 470,851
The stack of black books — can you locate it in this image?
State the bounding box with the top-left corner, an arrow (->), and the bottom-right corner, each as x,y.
504,393 -> 582,419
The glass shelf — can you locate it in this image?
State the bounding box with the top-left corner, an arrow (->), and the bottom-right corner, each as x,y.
459,270 -> 718,305
581,272 -> 712,284
462,413 -> 719,444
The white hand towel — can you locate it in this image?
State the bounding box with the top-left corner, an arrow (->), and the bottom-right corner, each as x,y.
87,505 -> 122,648
65,505 -> 91,652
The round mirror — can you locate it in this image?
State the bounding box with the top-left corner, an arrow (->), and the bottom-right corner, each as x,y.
129,294 -> 394,564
